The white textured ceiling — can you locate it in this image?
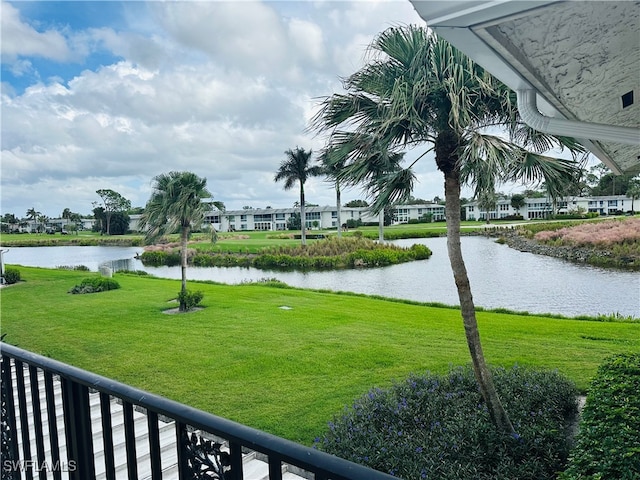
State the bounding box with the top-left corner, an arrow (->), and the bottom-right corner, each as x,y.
410,0 -> 640,174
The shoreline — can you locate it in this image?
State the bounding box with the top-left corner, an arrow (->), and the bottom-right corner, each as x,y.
481,229 -> 639,271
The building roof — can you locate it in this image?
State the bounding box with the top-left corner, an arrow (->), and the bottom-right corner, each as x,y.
409,1 -> 640,175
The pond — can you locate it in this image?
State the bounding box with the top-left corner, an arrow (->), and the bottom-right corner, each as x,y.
3,237 -> 638,318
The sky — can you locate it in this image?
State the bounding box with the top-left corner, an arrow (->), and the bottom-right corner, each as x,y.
2,1 -> 597,221
2,0 -> 450,219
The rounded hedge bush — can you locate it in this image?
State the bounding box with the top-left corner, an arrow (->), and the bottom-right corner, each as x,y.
69,277 -> 121,294
3,267 -> 21,285
316,365 -> 578,480
177,289 -> 204,310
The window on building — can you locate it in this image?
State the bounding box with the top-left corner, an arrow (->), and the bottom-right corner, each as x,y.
254,222 -> 271,231
395,208 -> 410,223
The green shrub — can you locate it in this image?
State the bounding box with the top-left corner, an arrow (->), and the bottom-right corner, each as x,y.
117,269 -> 149,276
3,267 -> 21,285
317,365 -> 578,480
560,353 -> 640,480
69,277 -> 121,294
177,289 -> 204,310
139,250 -> 181,266
56,265 -> 90,271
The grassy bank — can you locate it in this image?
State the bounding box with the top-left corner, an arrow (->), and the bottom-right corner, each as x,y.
2,267 -> 638,444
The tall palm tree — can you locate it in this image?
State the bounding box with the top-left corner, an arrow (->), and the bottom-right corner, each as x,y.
37,215 -> 49,233
312,26 -> 585,434
61,208 -> 72,227
26,208 -> 40,232
319,147 -> 348,238
139,171 -> 212,312
274,147 -> 323,245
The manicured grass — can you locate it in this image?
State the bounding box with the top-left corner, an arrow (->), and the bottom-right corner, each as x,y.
2,267 -> 638,444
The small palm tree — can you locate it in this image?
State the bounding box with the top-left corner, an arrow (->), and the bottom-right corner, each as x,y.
324,133 -> 407,241
626,178 -> 640,214
139,171 -> 212,312
274,147 -> 323,245
312,26 -> 585,434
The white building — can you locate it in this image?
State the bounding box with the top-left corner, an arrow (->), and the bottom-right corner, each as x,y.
464,195 -> 632,221
208,203 -> 445,233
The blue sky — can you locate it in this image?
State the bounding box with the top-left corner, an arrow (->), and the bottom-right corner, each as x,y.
3,2 -> 125,94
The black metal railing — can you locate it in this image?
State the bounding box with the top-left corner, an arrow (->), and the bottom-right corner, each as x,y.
1,343 -> 397,480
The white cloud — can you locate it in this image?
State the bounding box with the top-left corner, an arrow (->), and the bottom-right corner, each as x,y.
0,1 -> 70,61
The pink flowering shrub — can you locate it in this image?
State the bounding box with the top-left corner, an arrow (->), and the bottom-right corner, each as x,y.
534,218 -> 640,246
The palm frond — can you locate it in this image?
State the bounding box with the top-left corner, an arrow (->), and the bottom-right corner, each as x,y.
368,168 -> 415,214
139,171 -> 212,244
459,133 -> 518,196
506,151 -> 581,199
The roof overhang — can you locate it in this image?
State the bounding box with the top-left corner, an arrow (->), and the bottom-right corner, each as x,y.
409,1 -> 640,174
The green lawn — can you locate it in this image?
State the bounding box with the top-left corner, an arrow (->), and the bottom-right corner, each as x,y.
2,266 -> 638,444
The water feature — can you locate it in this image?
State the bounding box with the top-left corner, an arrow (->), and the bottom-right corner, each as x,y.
3,238 -> 638,318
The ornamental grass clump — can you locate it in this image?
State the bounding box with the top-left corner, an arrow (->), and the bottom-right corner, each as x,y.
316,365 -> 578,480
533,218 -> 640,246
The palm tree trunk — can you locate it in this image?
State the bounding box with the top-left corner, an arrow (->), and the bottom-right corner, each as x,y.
300,185 -> 307,246
336,182 -> 342,238
378,211 -> 384,242
444,169 -> 515,435
179,226 -> 189,311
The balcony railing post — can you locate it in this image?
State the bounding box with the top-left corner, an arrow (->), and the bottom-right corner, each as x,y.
14,360 -> 33,480
28,366 -> 47,480
43,373 -> 62,480
60,378 -> 95,480
99,393 -> 116,480
176,421 -> 189,480
227,442 -> 243,480
1,356 -> 20,480
268,456 -> 283,480
147,411 -> 163,480
122,402 -> 138,480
